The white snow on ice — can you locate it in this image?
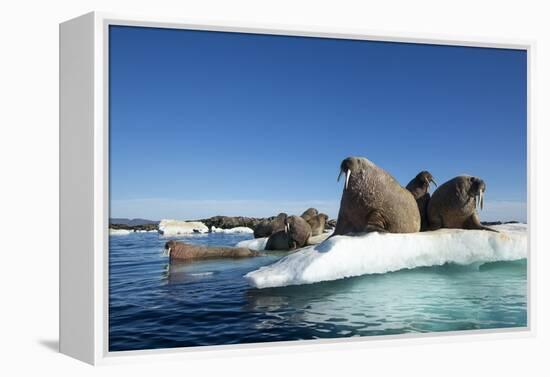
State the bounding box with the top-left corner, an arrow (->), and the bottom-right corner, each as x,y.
211,226 -> 254,234
245,224 -> 528,289
158,219 -> 209,235
109,228 -> 132,235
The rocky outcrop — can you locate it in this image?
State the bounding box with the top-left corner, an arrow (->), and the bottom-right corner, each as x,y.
197,216 -> 266,230
110,223 -> 158,232
481,221 -> 519,226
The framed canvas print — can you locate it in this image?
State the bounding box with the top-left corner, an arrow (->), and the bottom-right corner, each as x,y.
59,12 -> 534,365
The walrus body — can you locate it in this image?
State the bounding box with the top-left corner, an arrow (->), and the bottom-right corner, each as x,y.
287,215 -> 312,249
265,230 -> 290,250
265,215 -> 312,251
406,171 -> 437,231
333,157 -> 421,235
427,175 -> 496,232
253,212 -> 287,238
300,208 -> 327,236
307,213 -> 328,236
164,240 -> 259,262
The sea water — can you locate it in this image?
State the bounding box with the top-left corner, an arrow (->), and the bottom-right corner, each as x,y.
109,232 -> 527,351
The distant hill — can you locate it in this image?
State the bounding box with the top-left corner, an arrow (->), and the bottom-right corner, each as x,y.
110,218 -> 159,226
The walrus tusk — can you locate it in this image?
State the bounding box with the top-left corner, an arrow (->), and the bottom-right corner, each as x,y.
163,247 -> 171,257
480,190 -> 484,210
430,178 -> 437,187
345,169 -> 351,190
337,169 -> 343,182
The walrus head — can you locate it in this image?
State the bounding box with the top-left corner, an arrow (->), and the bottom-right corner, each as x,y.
164,240 -> 177,256
337,157 -> 367,190
416,171 -> 437,191
466,176 -> 486,210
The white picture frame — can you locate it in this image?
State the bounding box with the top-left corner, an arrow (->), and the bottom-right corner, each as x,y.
59,11 -> 535,365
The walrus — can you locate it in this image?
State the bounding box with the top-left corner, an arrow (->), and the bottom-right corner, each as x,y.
427,175 -> 496,232
253,212 -> 287,238
406,171 -> 437,231
164,240 -> 259,262
265,230 -> 290,251
300,208 -> 318,222
333,156 -> 421,235
265,215 -> 312,251
307,213 -> 329,236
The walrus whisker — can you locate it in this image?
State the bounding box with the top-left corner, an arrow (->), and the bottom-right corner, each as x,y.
345,169 -> 351,190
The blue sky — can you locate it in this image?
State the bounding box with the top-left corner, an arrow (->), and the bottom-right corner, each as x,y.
109,26 -> 527,222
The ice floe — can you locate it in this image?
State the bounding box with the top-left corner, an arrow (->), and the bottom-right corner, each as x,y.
211,226 -> 254,234
109,229 -> 132,235
245,224 -> 528,288
237,237 -> 269,251
158,219 -> 209,235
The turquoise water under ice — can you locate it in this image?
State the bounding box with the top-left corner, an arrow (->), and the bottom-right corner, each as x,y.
109,232 -> 527,351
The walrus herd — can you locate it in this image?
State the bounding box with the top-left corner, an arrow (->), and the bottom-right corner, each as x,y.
164,155 -> 495,262
333,156 -> 494,234
264,210 -> 328,251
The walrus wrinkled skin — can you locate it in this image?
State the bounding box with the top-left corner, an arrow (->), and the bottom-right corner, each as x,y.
164,240 -> 259,262
427,175 -> 496,232
333,157 -> 421,235
406,171 -> 437,231
253,212 -> 287,238
265,215 -> 312,251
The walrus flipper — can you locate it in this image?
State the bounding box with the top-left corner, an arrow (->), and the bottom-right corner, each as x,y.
364,211 -> 389,233
364,225 -> 388,233
465,215 -> 499,233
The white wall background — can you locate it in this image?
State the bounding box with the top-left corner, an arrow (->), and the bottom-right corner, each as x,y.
0,0 -> 548,375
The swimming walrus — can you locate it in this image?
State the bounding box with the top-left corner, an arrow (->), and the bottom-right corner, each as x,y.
253,212 -> 287,238
333,156 -> 421,235
427,175 -> 497,232
406,170 -> 437,231
265,215 -> 312,251
164,240 -> 259,262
